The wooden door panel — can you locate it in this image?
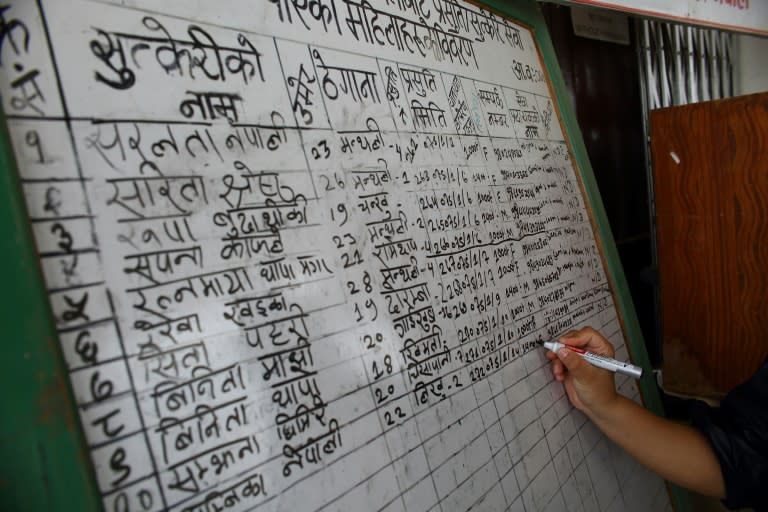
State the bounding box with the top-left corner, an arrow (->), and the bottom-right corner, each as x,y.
715,95 -> 768,386
651,93 -> 768,393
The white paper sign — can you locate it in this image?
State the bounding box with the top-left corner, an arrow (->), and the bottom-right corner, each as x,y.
571,7 -> 631,44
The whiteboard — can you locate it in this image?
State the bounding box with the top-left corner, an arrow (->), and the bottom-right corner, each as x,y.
0,1 -> 671,511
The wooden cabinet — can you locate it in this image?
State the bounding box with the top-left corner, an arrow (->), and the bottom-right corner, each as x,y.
651,93 -> 768,394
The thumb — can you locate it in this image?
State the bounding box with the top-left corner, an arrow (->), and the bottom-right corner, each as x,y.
557,347 -> 588,378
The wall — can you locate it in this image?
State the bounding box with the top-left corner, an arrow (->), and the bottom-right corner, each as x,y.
735,34 -> 768,95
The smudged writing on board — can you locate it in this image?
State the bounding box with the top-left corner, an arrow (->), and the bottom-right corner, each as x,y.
268,0 -> 525,55
0,5 -> 47,115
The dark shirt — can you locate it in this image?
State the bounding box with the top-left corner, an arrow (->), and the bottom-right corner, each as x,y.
690,360 -> 768,511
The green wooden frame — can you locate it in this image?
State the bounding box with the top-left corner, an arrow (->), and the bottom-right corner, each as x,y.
0,104 -> 100,508
0,0 -> 689,510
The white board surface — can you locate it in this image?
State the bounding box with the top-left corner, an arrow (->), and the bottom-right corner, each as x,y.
0,1 -> 671,511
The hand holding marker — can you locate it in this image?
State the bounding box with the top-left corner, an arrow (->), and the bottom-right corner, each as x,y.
539,339 -> 643,379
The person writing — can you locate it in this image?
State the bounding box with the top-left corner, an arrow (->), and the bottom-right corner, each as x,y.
546,327 -> 768,510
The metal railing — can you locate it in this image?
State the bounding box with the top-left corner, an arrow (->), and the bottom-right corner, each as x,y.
639,20 -> 734,109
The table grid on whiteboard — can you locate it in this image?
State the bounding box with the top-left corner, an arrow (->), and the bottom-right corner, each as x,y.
0,0 -> 671,511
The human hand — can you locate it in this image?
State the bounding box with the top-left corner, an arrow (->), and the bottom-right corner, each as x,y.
546,327 -> 618,419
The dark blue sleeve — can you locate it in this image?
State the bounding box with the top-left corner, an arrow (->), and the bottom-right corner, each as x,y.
690,361 -> 768,511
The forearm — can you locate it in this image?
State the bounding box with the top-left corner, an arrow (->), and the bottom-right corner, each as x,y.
588,395 -> 726,499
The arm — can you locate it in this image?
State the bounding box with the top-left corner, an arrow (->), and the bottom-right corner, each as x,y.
590,392 -> 724,497
548,327 -> 725,499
